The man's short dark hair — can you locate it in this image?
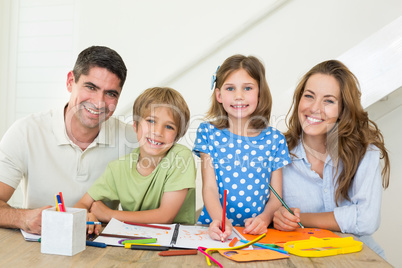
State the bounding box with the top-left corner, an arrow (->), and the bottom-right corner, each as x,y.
72,46 -> 127,88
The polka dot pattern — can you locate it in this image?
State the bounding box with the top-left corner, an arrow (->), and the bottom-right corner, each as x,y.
193,122 -> 291,226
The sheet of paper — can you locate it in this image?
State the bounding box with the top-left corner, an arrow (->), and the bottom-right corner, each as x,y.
94,218 -> 240,249
94,218 -> 174,247
174,225 -> 238,249
20,229 -> 41,241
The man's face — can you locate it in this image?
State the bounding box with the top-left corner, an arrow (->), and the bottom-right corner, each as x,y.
66,66 -> 122,133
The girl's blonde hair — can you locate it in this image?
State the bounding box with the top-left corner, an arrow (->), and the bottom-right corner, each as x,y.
285,60 -> 390,204
132,87 -> 190,141
206,54 -> 272,130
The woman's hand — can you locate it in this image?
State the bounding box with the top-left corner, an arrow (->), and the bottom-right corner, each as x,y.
273,206 -> 301,231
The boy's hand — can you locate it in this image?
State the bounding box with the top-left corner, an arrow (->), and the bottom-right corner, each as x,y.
90,201 -> 112,223
273,206 -> 301,231
86,212 -> 101,235
243,216 -> 268,235
208,219 -> 233,241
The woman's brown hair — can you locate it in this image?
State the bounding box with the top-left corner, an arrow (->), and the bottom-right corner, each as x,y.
285,60 -> 390,204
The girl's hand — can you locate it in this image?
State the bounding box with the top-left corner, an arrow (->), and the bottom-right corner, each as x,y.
90,201 -> 112,223
273,206 -> 301,231
243,216 -> 268,235
86,212 -> 101,235
208,219 -> 233,241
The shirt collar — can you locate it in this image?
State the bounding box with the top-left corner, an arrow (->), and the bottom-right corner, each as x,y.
52,104 -> 113,147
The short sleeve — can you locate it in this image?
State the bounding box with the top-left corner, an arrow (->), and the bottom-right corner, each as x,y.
87,164 -> 119,203
164,146 -> 196,192
0,119 -> 27,189
271,130 -> 291,172
192,122 -> 213,158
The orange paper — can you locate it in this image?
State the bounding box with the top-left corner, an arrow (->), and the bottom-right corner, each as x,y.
218,249 -> 289,262
235,227 -> 340,247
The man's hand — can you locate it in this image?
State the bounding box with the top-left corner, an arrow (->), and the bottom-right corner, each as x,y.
22,206 -> 52,234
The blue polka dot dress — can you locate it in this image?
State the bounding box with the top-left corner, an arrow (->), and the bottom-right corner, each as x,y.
193,122 -> 291,226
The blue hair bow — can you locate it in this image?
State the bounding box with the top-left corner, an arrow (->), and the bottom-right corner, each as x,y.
210,66 -> 220,90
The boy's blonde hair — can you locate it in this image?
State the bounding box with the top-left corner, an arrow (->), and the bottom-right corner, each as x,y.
132,87 -> 190,141
206,54 -> 272,130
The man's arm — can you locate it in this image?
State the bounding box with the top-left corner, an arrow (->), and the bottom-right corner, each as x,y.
0,181 -> 50,234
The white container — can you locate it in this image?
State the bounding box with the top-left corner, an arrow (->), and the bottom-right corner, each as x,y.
41,207 -> 86,256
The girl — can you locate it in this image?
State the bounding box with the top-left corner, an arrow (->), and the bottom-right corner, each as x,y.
273,60 -> 390,257
193,55 -> 291,241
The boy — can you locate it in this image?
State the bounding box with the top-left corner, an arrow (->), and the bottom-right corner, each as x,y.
74,87 -> 196,234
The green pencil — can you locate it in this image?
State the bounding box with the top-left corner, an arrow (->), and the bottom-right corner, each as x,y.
268,184 -> 304,228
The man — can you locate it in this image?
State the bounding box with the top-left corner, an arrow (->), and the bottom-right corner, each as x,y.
0,46 -> 137,234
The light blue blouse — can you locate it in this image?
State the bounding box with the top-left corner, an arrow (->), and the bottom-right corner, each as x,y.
282,140 -> 385,258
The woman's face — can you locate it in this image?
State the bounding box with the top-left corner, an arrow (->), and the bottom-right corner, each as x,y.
298,73 -> 342,139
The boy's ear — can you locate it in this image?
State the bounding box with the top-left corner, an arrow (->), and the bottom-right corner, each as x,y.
215,88 -> 223,103
133,121 -> 137,132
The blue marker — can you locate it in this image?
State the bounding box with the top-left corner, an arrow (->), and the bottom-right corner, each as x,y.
240,239 -> 288,254
86,221 -> 102,225
86,240 -> 107,248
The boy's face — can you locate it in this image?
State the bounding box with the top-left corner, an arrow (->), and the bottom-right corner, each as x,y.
134,106 -> 178,160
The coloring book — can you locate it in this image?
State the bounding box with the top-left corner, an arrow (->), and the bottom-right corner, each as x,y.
94,218 -> 240,249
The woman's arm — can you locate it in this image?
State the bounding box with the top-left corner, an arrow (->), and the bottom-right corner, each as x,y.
90,189 -> 188,224
333,148 -> 382,235
300,212 -> 340,231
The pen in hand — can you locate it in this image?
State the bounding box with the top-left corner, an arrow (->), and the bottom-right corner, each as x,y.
221,189 -> 228,241
268,184 -> 304,228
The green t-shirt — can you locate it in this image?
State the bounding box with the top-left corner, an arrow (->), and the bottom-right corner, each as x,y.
88,143 -> 196,224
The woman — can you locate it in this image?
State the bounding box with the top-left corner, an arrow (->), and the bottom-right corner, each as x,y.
273,60 -> 390,258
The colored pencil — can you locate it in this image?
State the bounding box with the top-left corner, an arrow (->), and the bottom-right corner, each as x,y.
240,239 -> 288,254
56,194 -> 65,212
268,184 -> 304,228
124,243 -> 161,248
123,221 -> 171,230
130,244 -> 169,251
59,192 -> 66,212
221,189 -> 228,234
86,240 -> 107,248
159,249 -> 198,256
229,237 -> 238,247
86,221 -> 102,225
121,238 -> 157,245
54,195 -> 59,212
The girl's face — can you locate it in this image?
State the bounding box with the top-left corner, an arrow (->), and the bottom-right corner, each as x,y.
216,68 -> 259,124
298,73 -> 342,140
134,106 -> 178,160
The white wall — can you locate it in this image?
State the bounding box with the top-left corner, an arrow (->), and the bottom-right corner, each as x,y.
1,0 -> 402,266
367,87 -> 402,267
